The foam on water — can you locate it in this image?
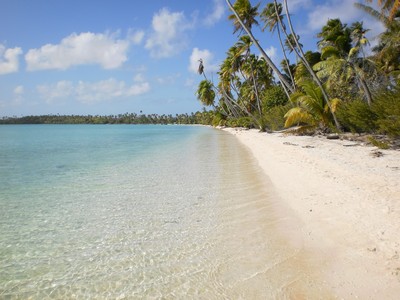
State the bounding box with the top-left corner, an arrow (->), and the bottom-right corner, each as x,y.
0,125 -> 325,299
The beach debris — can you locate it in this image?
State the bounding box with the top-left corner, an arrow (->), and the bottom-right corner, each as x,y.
326,134 -> 340,140
370,150 -> 384,158
302,145 -> 315,148
343,143 -> 360,147
283,142 -> 298,146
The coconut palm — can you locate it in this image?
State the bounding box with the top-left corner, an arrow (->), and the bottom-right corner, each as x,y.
284,80 -> 341,131
196,80 -> 216,107
226,0 -> 295,96
313,46 -> 375,105
355,2 -> 400,79
317,18 -> 352,56
260,2 -> 295,88
281,0 -> 341,130
227,0 -> 259,34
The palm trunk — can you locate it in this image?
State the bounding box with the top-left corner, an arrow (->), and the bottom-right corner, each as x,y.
226,0 -> 294,97
282,0 -> 341,131
273,1 -> 295,90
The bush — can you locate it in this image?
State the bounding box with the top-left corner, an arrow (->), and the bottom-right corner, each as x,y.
262,85 -> 288,111
226,116 -> 255,129
336,99 -> 377,133
372,89 -> 400,138
263,103 -> 292,131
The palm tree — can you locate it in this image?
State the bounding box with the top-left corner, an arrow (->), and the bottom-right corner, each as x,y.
226,0 -> 295,96
281,0 -> 341,131
355,2 -> 400,79
196,80 -> 216,107
260,2 -> 295,89
227,0 -> 260,34
284,80 -> 341,131
317,18 -> 352,56
313,46 -> 374,105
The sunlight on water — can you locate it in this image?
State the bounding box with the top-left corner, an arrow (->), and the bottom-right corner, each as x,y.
0,125 -> 324,299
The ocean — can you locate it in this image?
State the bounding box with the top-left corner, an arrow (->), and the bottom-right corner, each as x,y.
0,125 -> 299,299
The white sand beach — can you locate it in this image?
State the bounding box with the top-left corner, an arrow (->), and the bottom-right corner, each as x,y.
224,128 -> 400,299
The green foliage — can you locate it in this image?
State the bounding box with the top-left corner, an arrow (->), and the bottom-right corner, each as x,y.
372,89 -> 400,137
337,88 -> 400,137
368,136 -> 390,149
263,103 -> 292,131
284,80 -> 339,130
226,116 -> 255,129
262,85 -> 288,110
336,99 -> 377,133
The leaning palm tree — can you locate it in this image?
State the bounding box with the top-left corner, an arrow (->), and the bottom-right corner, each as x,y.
260,2 -> 295,89
227,0 -> 260,34
281,0 -> 341,131
196,80 -> 216,107
226,0 -> 295,96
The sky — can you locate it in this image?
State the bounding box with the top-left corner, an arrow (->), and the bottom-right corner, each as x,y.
0,0 -> 384,117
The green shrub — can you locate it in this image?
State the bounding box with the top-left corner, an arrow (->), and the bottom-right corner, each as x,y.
371,89 -> 400,138
263,104 -> 292,131
262,85 -> 288,111
336,99 -> 377,133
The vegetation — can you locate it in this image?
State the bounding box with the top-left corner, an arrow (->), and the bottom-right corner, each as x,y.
194,0 -> 399,140
0,111 -> 215,126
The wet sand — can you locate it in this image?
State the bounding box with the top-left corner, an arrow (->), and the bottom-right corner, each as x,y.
224,128 -> 400,299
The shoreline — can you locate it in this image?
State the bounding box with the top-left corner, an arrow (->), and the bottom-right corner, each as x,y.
223,127 -> 400,299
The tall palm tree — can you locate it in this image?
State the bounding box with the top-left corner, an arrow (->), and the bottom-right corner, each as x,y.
226,0 -> 295,96
227,0 -> 260,34
282,0 -> 341,130
355,2 -> 400,78
260,2 -> 295,88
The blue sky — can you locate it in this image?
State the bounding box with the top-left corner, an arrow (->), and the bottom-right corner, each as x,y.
0,0 -> 383,117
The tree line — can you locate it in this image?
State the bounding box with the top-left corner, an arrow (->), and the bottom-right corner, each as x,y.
0,111 -> 215,126
196,0 -> 399,137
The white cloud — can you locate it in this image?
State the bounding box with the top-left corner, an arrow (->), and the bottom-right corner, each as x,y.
0,45 -> 22,75
128,29 -> 145,44
204,0 -> 225,26
145,8 -> 190,58
189,47 -> 218,74
37,78 -> 150,104
25,32 -> 130,71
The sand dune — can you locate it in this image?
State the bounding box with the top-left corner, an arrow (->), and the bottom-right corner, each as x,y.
224,128 -> 400,299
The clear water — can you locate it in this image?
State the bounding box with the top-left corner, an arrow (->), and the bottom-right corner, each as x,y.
0,125 -> 322,299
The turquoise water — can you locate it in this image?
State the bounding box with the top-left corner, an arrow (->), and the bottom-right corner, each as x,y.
0,125 -> 301,299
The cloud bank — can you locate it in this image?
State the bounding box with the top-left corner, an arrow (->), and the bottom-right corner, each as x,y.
25,32 -> 130,71
37,78 -> 150,104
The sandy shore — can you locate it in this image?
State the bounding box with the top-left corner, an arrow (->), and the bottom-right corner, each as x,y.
224,128 -> 400,299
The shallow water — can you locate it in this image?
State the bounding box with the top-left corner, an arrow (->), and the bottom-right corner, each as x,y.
0,125 -> 325,299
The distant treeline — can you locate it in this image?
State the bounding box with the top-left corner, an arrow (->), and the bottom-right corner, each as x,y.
0,111 -> 215,125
